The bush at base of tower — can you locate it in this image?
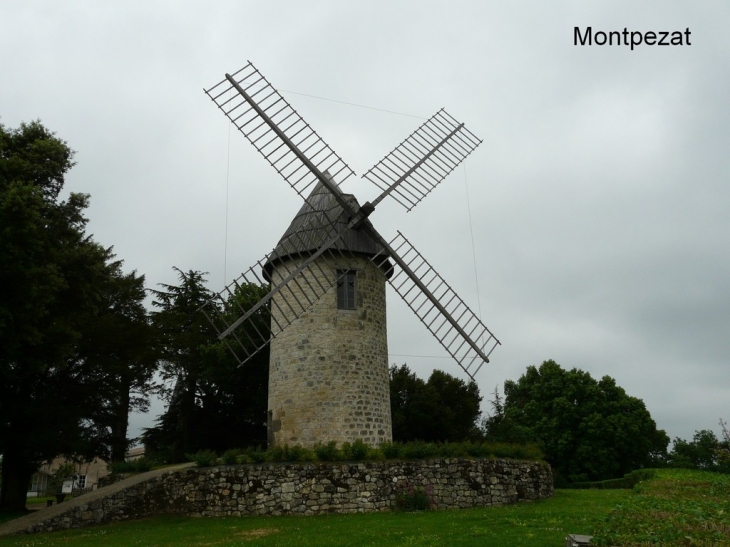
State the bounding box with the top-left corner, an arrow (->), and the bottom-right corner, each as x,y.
186,440 -> 544,467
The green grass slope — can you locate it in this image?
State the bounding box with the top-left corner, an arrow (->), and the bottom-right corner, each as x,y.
593,468 -> 730,546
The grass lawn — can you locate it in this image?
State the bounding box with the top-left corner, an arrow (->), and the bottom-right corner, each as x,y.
24,497 -> 57,506
592,468 -> 730,546
3,469 -> 727,546
0,489 -> 626,546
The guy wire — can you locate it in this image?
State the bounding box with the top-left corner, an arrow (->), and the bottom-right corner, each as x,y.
463,163 -> 483,324
224,89 -> 232,286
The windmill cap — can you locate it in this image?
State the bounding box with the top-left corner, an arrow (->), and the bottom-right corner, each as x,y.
262,180 -> 392,281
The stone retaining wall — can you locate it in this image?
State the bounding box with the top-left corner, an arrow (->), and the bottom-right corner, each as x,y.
20,458 -> 553,535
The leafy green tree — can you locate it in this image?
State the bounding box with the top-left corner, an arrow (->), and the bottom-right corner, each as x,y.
0,121 -> 113,510
48,463 -> 76,495
501,360 -> 669,483
667,427 -> 730,473
390,364 -> 436,441
480,387 -> 533,444
670,430 -> 719,470
389,364 -> 482,442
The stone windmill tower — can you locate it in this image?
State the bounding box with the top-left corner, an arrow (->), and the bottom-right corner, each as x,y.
262,181 -> 393,447
201,62 -> 500,448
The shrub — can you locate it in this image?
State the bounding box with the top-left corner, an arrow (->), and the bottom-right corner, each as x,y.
245,446 -> 267,463
288,445 -> 315,462
438,442 -> 469,458
222,448 -> 242,465
132,457 -> 153,472
268,445 -> 287,462
269,444 -> 315,462
381,442 -> 402,459
567,469 -> 657,489
625,468 -> 656,484
465,441 -> 490,458
395,483 -> 434,511
490,442 -> 544,461
108,457 -> 153,474
342,439 -> 369,461
109,460 -> 135,474
235,453 -> 253,464
176,440 -> 545,466
314,441 -> 341,462
188,450 -> 218,467
403,441 -> 438,460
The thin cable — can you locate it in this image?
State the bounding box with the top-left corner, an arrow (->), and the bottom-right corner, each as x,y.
242,80 -> 425,119
224,90 -> 232,286
280,88 -> 426,120
389,353 -> 453,359
463,163 -> 483,322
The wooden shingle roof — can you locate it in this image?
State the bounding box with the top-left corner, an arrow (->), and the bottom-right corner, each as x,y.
262,180 -> 390,280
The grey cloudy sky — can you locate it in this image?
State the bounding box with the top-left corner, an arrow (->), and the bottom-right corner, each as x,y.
2,1 -> 728,445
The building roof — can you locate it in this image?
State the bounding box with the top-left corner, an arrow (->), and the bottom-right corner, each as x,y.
126,447 -> 145,458
263,179 -> 391,280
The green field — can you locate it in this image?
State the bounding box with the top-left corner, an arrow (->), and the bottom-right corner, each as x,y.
0,469 -> 728,546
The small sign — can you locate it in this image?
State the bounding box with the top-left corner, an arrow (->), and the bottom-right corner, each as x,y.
566,534 -> 593,546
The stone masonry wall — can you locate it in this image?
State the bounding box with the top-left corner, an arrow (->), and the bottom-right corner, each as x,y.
268,254 -> 391,448
18,458 -> 553,535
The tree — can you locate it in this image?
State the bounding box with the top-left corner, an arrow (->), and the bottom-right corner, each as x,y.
146,269 -> 216,462
719,419 -> 730,468
0,121 -> 113,510
76,263 -> 158,462
667,425 -> 730,473
480,387 -> 533,444
389,364 -> 482,442
143,271 -> 269,462
669,430 -> 719,470
500,360 -> 669,483
48,463 -> 76,496
198,281 -> 270,452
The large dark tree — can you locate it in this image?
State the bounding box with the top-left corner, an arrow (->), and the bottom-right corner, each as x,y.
192,280 -> 270,453
496,360 -> 669,483
389,364 -> 482,442
143,271 -> 269,462
196,282 -> 270,452
146,269 -> 215,463
77,263 -> 158,463
0,121 -> 112,510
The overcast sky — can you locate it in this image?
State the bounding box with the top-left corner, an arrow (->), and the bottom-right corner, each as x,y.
2,1 -> 728,445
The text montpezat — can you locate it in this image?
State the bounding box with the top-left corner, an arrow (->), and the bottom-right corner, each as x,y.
574,27 -> 692,50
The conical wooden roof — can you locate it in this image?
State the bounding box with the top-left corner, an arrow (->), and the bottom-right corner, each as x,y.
262,181 -> 390,280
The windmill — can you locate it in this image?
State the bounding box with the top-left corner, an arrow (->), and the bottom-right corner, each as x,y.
201,62 -> 500,448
